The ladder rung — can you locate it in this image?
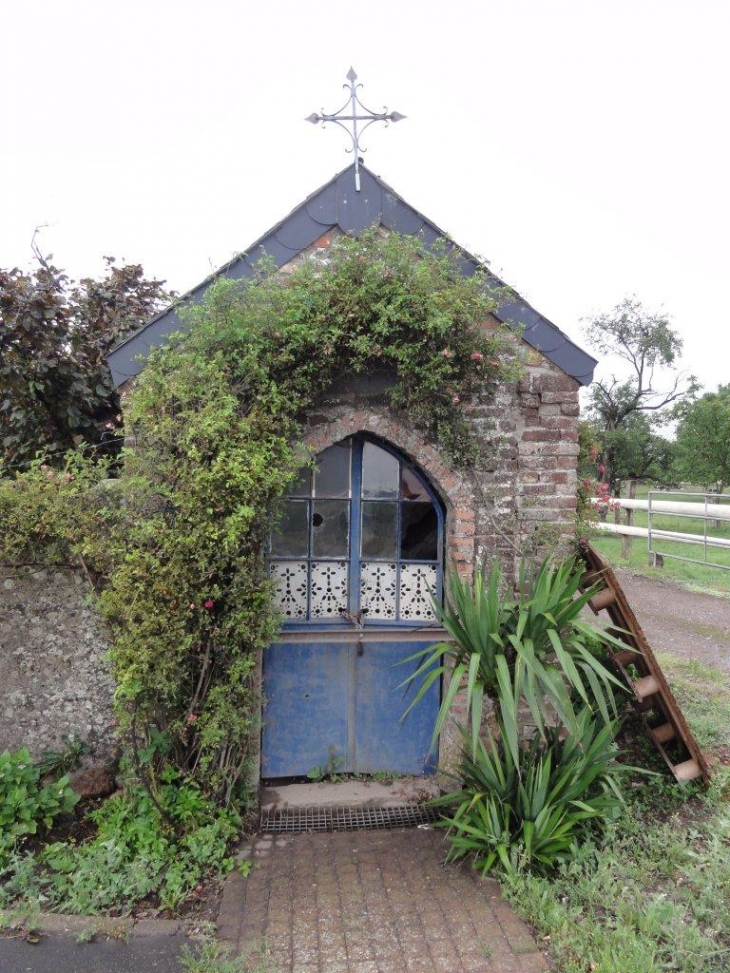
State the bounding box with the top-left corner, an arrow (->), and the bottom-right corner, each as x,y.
589,588 -> 617,611
614,650 -> 635,666
581,570 -> 603,589
634,675 -> 660,699
674,759 -> 702,782
651,723 -> 676,744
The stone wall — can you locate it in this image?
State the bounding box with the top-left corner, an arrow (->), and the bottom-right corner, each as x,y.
0,567 -> 116,761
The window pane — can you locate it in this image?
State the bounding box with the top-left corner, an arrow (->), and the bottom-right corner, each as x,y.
361,501 -> 397,558
400,466 -> 430,501
312,500 -> 350,557
271,501 -> 309,557
289,465 -> 312,497
314,442 -> 351,498
401,503 -> 438,560
361,442 -> 399,498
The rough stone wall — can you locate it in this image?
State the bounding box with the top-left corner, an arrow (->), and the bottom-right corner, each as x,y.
0,567 -> 116,761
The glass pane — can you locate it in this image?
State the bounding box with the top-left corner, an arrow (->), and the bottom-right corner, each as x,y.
400,466 -> 429,502
361,442 -> 399,498
289,465 -> 312,497
314,442 -> 351,498
312,500 -> 350,557
270,500 -> 309,557
401,502 -> 438,560
361,501 -> 397,558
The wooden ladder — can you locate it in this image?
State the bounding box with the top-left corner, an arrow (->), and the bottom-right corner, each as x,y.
579,542 -> 711,784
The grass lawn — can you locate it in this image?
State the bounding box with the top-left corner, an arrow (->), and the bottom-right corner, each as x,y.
591,485 -> 730,599
502,652 -> 730,973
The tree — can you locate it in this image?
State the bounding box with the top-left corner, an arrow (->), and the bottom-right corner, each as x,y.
583,297 -> 697,494
0,252 -> 168,472
674,385 -> 730,493
603,413 -> 675,485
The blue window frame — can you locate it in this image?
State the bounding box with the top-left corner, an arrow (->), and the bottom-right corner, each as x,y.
269,435 -> 444,628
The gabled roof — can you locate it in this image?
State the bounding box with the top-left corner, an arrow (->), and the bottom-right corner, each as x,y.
107,163 -> 597,387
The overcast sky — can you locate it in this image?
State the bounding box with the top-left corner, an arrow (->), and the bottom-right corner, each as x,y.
1,0 -> 728,396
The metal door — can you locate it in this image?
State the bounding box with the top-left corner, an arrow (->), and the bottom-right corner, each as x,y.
262,436 -> 443,779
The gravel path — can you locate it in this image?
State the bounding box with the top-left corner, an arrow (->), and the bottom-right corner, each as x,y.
613,568 -> 730,673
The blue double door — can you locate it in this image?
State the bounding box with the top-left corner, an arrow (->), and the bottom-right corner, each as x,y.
261,633 -> 440,778
262,435 -> 443,779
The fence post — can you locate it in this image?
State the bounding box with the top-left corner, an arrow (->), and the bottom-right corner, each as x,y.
621,479 -> 636,559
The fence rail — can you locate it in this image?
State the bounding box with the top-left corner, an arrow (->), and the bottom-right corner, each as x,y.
596,521 -> 730,550
592,489 -> 730,572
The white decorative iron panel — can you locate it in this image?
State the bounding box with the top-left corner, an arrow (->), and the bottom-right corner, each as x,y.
399,564 -> 437,621
270,561 -> 308,619
360,562 -> 397,620
310,561 -> 349,618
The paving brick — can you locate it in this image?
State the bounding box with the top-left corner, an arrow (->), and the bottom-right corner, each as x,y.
517,952 -> 550,972
229,828 -> 548,973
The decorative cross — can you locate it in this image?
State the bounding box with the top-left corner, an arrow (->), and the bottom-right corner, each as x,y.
306,67 -> 406,192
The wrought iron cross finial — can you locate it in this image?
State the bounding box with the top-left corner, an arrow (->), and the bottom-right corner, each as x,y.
306,67 -> 405,192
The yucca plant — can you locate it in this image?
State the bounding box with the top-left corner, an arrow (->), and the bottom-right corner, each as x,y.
403,553 -> 640,878
434,661 -> 628,876
402,563 -> 517,753
403,556 -> 628,757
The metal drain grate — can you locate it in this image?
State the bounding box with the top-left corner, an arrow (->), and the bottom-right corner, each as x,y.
259,803 -> 442,834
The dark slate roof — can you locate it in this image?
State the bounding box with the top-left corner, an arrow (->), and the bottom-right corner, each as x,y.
107,163 -> 597,387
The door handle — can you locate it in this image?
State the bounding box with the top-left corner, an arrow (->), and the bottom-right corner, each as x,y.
357,640 -> 364,657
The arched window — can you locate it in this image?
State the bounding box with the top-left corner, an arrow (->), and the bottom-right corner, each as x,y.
270,435 -> 444,625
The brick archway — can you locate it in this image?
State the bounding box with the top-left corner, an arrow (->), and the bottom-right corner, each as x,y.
302,407 -> 477,574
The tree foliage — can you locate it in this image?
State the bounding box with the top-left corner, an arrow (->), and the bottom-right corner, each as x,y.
584,298 -> 696,493
674,385 -> 730,492
0,230 -> 519,807
0,254 -> 168,471
595,414 -> 674,486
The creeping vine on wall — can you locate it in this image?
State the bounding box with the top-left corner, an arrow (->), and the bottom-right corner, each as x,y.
0,230 -> 520,808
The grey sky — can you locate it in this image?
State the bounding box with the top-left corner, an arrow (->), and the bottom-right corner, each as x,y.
1,0 -> 728,395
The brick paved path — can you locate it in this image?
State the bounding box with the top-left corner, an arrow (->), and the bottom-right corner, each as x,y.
219,827 -> 548,973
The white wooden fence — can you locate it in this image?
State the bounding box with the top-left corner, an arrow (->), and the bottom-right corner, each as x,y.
592,490 -> 730,570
